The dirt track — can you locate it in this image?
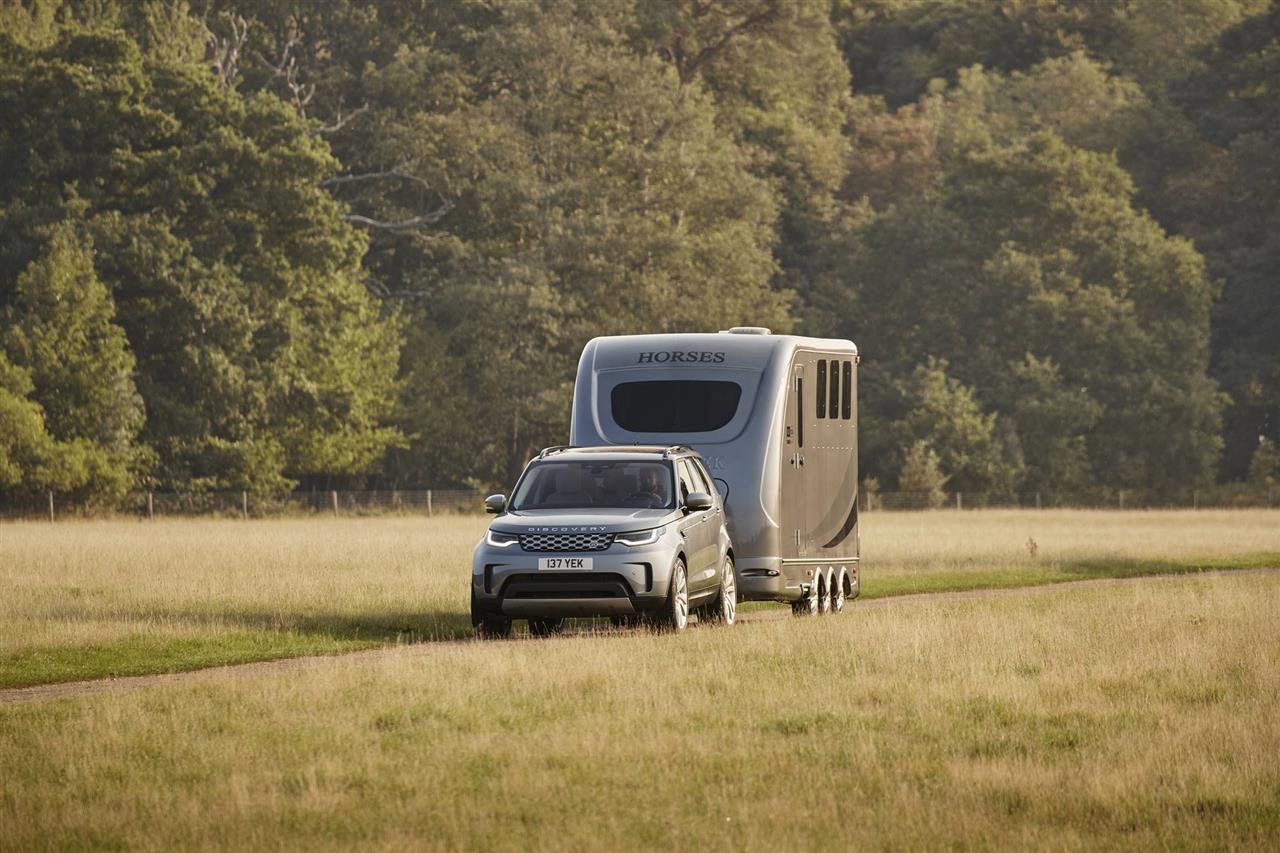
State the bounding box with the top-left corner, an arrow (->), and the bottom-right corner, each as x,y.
3,568 -> 1274,706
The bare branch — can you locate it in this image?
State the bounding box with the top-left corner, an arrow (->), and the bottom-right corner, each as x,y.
340,199 -> 455,233
252,37 -> 314,116
321,169 -> 434,192
667,1 -> 783,87
316,103 -> 370,135
206,14 -> 248,89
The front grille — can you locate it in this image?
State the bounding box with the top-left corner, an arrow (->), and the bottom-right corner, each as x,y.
519,532 -> 614,552
500,572 -> 635,599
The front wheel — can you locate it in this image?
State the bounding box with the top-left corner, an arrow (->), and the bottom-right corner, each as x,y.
703,556 -> 737,626
656,559 -> 689,632
472,586 -> 511,639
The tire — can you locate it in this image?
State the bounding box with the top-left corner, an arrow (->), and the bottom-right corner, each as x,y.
816,572 -> 831,614
703,556 -> 737,626
528,617 -> 564,637
656,558 -> 690,632
830,568 -> 847,614
472,587 -> 511,639
791,583 -> 820,617
475,615 -> 511,639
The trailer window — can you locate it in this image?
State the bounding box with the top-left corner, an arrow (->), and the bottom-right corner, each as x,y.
828,359 -> 840,421
611,381 -> 742,433
842,361 -> 852,419
816,361 -> 827,418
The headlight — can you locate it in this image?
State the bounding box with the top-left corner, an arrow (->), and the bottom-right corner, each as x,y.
615,526 -> 665,547
486,529 -> 519,548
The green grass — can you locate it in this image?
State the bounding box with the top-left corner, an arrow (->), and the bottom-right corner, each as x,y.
2,571 -> 1278,850
0,633 -> 382,689
1,511 -> 1278,690
862,552 -> 1280,599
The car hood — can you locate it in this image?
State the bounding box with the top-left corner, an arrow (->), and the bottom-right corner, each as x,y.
490,508 -> 676,535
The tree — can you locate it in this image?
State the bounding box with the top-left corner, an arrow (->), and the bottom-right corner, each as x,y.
897,440 -> 947,507
1176,1 -> 1280,478
838,120 -> 1223,490
896,359 -> 1022,494
0,17 -> 403,491
2,219 -> 144,481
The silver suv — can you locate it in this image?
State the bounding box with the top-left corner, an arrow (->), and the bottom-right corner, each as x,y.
471,446 -> 737,637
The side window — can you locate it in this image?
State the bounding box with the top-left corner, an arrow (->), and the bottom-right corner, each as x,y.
842,361 -> 853,420
795,373 -> 804,448
828,358 -> 840,421
689,458 -> 713,497
816,360 -> 827,419
676,460 -> 696,505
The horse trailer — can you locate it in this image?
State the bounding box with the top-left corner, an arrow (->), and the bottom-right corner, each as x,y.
569,327 -> 860,614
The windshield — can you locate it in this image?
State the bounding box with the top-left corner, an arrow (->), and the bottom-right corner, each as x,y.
511,461 -> 675,510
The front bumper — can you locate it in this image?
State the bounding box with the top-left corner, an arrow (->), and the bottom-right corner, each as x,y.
472,541 -> 675,619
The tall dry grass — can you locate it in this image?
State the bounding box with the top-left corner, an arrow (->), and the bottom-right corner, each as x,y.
2,570 -> 1277,849
1,510 -> 1278,679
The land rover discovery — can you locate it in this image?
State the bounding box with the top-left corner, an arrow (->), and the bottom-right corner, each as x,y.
471,445 -> 737,637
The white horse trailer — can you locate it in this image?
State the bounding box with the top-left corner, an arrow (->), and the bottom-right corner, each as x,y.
570,327 -> 860,613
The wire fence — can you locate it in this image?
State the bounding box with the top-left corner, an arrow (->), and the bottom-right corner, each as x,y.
1,484 -> 1276,521
863,486 -> 1277,511
1,489 -> 489,521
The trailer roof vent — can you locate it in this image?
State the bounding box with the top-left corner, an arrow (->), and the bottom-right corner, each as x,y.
720,326 -> 772,335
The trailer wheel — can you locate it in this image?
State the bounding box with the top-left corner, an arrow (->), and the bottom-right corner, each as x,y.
704,556 -> 737,626
830,568 -> 847,614
655,558 -> 689,632
816,572 -> 831,614
528,618 -> 564,637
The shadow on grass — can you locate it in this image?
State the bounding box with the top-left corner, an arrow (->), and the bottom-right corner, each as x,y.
1058,552 -> 1280,579
863,552 -> 1280,600
7,553 -> 1277,690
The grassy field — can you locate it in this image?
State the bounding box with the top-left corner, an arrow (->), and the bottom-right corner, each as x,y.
1,510 -> 1278,688
2,570 -> 1278,849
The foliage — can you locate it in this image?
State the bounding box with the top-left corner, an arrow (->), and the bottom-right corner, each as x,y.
896,440 -> 947,507
0,13 -> 403,491
0,0 -> 1277,498
3,219 -> 144,471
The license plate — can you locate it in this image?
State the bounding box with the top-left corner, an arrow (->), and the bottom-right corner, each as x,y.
538,557 -> 592,571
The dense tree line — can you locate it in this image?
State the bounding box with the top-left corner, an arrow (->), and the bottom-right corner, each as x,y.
0,0 -> 1276,499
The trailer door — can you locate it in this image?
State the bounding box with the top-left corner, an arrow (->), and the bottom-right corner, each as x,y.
781,361 -> 808,558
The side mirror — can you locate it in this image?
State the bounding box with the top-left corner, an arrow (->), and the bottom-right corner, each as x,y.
484,494 -> 506,514
685,492 -> 713,512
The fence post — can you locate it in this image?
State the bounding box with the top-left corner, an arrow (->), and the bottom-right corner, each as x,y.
1035,491 -> 1041,510
955,492 -> 962,511
148,491 -> 154,520
331,490 -> 339,517
427,489 -> 433,518
1119,490 -> 1125,510
242,490 -> 249,520
48,491 -> 54,522
1193,489 -> 1199,510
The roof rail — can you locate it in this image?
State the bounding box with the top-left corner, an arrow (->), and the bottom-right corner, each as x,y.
662,445 -> 695,459
537,445 -> 574,458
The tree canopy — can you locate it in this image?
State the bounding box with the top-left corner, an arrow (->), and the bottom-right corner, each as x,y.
1,0 -> 1276,499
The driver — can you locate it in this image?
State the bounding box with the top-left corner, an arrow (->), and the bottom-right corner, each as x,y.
630,467 -> 669,508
